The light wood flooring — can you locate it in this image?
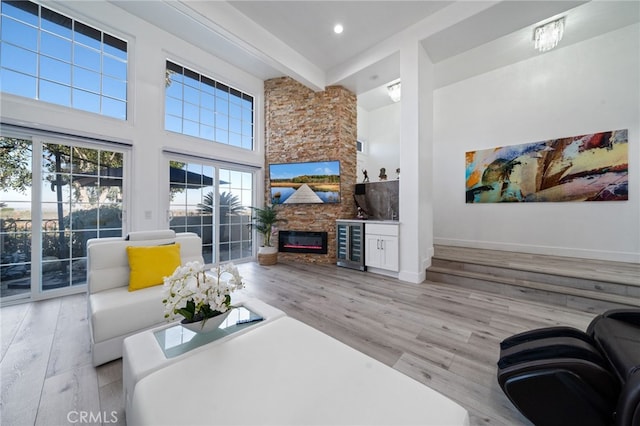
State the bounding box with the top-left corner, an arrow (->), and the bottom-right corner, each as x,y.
1,261 -> 600,426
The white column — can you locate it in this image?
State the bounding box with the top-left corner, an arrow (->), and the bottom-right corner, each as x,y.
398,40 -> 435,283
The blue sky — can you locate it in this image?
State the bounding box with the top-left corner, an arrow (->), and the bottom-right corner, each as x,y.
269,161 -> 340,180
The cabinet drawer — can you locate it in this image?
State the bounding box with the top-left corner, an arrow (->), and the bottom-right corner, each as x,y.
366,223 -> 398,237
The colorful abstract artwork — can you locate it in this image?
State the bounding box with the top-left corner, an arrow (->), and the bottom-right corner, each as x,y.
465,129 -> 628,203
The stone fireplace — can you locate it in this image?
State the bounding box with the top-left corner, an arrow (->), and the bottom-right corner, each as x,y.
265,77 -> 357,264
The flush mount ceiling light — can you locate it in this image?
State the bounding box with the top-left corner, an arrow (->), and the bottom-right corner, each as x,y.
533,17 -> 565,53
387,81 -> 401,103
333,24 -> 343,34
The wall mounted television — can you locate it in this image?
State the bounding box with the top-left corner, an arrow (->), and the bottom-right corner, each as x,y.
269,160 -> 341,204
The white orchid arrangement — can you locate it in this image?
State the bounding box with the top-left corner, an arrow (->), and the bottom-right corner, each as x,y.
162,261 -> 244,325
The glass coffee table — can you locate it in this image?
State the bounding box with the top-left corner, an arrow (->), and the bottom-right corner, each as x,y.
123,299 -> 286,417
154,306 -> 264,358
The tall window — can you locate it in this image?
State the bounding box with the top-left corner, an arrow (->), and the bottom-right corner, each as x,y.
0,0 -> 128,119
1,133 -> 127,304
168,159 -> 253,265
165,61 -> 254,150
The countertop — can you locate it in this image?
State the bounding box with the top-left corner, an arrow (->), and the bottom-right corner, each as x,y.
336,219 -> 400,225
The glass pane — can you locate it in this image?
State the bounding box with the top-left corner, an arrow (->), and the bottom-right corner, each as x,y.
98,204 -> 122,227
40,56 -> 71,85
100,150 -> 123,170
185,188 -> 202,205
229,102 -> 241,120
0,137 -> 32,300
200,107 -> 214,124
102,76 -> 126,100
166,81 -> 182,100
183,120 -> 199,137
201,93 -> 214,109
41,32 -> 72,62
1,16 -> 37,50
41,6 -> 72,38
166,97 -> 182,116
103,34 -> 127,60
74,21 -> 100,49
74,44 -> 100,72
42,143 -> 71,172
216,114 -> 229,131
183,102 -> 198,122
73,88 -> 100,113
200,125 -> 214,141
70,203 -> 97,229
39,79 -> 71,106
165,114 -> 181,133
1,43 -> 37,75
229,132 -> 241,148
2,1 -> 38,26
0,68 -> 37,98
72,146 -> 99,175
73,66 -> 100,92
183,68 -> 199,88
184,85 -> 198,105
41,176 -> 71,204
103,55 -> 126,79
102,97 -> 126,120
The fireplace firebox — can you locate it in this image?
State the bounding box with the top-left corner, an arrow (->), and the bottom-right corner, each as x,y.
279,231 -> 328,254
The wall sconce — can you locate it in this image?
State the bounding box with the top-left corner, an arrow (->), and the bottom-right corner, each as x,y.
387,82 -> 401,103
533,17 -> 565,53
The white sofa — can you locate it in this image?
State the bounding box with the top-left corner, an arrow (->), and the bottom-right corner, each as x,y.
87,230 -> 203,366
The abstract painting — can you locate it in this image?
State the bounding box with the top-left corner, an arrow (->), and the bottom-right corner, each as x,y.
465,129 -> 628,203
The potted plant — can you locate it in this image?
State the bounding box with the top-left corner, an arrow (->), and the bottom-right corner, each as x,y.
250,205 -> 287,265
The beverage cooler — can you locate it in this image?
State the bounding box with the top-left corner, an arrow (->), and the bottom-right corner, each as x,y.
336,220 -> 366,271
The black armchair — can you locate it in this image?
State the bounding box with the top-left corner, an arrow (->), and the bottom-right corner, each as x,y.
497,309 -> 640,426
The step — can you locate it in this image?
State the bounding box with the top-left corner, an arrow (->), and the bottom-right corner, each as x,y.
432,245 -> 640,287
427,245 -> 640,312
430,258 -> 634,298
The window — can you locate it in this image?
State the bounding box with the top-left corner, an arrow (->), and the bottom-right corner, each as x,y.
1,132 -> 128,304
165,61 -> 254,150
167,158 -> 254,265
0,0 -> 128,119
357,139 -> 365,153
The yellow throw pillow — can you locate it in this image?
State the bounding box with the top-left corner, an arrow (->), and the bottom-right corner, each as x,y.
126,243 -> 181,291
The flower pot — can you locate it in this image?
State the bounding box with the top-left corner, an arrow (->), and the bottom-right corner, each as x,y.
258,246 -> 278,265
181,310 -> 231,333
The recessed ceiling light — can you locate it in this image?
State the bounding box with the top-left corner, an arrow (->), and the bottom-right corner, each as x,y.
334,24 -> 343,34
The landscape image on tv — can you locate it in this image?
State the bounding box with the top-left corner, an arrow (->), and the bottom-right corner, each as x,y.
269,160 -> 340,204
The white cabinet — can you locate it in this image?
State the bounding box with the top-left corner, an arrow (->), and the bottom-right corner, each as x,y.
365,223 -> 399,272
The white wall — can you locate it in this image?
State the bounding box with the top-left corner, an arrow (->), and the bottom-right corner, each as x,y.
1,1 -> 265,232
357,102 -> 401,182
433,24 -> 640,263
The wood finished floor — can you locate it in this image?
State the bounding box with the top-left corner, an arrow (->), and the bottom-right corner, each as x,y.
1,261 -> 598,426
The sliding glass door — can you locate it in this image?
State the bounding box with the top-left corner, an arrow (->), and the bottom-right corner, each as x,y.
1,132 -> 128,304
167,156 -> 254,265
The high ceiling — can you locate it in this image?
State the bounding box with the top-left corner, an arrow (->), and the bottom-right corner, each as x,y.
111,1 -> 640,110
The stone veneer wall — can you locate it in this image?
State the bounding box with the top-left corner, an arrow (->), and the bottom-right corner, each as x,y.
264,77 -> 357,264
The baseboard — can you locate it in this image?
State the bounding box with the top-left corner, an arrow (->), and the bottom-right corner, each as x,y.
399,269 -> 426,284
433,238 -> 640,264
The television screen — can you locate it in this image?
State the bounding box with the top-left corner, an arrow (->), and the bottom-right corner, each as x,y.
269,160 -> 341,204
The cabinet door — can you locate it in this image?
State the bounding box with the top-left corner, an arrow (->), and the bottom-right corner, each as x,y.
379,236 -> 399,271
349,224 -> 363,262
365,234 -> 381,267
336,224 -> 348,261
